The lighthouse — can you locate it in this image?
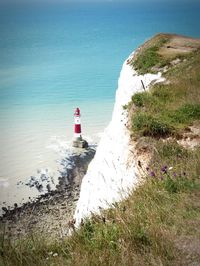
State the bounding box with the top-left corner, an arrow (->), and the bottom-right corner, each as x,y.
72,107 -> 88,148
74,107 -> 82,140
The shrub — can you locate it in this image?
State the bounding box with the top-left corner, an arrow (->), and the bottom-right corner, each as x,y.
170,104 -> 200,123
163,176 -> 179,193
133,46 -> 161,74
147,118 -> 172,137
178,104 -> 200,119
132,113 -> 173,137
152,85 -> 172,103
131,92 -> 147,107
132,37 -> 169,74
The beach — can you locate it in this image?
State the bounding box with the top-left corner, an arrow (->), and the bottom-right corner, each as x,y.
0,147 -> 95,239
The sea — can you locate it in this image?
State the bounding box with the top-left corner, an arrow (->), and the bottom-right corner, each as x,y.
0,1 -> 200,212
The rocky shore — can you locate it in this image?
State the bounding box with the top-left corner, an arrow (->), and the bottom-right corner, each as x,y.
0,146 -> 96,240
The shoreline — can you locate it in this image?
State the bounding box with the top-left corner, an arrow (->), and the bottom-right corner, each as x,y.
0,146 -> 96,239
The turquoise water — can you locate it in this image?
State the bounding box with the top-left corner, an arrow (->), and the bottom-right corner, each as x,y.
0,2 -> 200,209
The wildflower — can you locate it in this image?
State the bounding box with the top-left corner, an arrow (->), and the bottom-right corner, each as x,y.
161,165 -> 167,174
150,171 -> 155,177
169,166 -> 173,170
53,253 -> 58,257
173,172 -> 177,178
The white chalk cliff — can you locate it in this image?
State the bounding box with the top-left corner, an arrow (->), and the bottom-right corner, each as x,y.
74,52 -> 164,226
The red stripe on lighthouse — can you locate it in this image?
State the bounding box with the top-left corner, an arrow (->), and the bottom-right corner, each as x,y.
74,124 -> 81,134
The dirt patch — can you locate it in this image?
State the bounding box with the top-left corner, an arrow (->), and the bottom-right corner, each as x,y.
159,34 -> 200,58
175,235 -> 200,266
177,123 -> 200,149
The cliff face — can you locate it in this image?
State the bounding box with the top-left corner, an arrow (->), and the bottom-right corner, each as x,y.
74,52 -> 164,226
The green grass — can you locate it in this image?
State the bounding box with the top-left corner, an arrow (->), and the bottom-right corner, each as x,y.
129,48 -> 200,138
1,144 -> 200,266
169,104 -> 200,123
132,113 -> 173,137
131,35 -> 169,74
132,45 -> 162,74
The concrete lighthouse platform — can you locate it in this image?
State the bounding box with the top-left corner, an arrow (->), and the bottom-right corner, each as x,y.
72,137 -> 88,149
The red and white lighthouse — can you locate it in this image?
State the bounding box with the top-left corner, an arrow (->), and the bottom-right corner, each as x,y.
74,107 -> 82,139
72,107 -> 88,148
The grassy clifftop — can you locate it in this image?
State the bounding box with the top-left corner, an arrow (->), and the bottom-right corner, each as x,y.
1,34 -> 200,266
131,33 -> 200,74
128,33 -> 200,139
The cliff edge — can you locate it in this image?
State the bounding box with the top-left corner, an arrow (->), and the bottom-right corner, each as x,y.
74,33 -> 200,226
74,41 -> 165,226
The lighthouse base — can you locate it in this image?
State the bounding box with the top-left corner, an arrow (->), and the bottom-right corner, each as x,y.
72,138 -> 88,149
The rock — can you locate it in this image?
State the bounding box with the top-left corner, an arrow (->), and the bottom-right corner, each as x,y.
40,173 -> 47,182
171,58 -> 181,65
2,207 -> 7,213
46,184 -> 51,192
35,182 -> 43,192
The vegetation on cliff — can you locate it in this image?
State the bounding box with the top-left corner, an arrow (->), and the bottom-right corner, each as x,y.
1,143 -> 199,266
1,34 -> 200,266
129,33 -> 200,138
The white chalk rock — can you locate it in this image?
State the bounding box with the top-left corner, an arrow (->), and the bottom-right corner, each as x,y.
74,53 -> 165,226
